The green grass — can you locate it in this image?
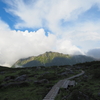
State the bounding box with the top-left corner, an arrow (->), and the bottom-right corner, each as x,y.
1,61 -> 100,100
55,61 -> 100,100
12,52 -> 71,67
0,86 -> 49,100
0,65 -> 80,100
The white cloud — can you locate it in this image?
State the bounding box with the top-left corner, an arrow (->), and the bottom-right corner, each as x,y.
55,39 -> 84,55
0,20 -> 82,66
87,48 -> 100,59
0,19 -> 10,30
4,0 -> 100,38
62,21 -> 100,51
1,0 -> 100,66
3,0 -> 95,30
0,20 -> 56,66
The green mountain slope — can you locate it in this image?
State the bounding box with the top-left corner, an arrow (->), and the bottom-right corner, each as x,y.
12,51 -> 95,68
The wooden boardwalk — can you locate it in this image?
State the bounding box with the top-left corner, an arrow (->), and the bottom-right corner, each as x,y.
61,80 -> 70,88
43,87 -> 59,100
43,80 -> 64,100
68,80 -> 75,87
43,70 -> 84,100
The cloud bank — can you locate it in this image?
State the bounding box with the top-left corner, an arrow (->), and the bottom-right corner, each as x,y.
0,0 -> 100,66
0,20 -> 82,66
4,0 -> 100,46
87,48 -> 100,59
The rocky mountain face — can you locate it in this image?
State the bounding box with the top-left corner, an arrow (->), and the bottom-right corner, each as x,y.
12,51 -> 95,68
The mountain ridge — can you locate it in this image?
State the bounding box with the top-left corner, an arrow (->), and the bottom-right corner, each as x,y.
12,51 -> 96,68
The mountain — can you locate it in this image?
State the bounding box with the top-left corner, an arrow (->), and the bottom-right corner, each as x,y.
12,51 -> 96,68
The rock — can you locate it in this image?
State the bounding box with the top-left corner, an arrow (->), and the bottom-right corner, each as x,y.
34,79 -> 49,84
37,66 -> 41,70
58,72 -> 67,76
25,79 -> 33,82
0,71 -> 5,74
1,82 -> 29,88
41,71 -> 50,76
77,67 -> 81,69
83,75 -> 88,78
4,76 -> 16,82
61,96 -> 67,100
14,75 -> 27,82
68,70 -> 74,74
98,93 -> 100,97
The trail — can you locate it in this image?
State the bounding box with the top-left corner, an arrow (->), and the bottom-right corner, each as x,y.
43,70 -> 85,100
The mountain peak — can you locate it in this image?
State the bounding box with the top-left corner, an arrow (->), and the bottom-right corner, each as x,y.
12,51 -> 96,68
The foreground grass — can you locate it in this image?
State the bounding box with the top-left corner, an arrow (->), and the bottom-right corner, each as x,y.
0,61 -> 100,100
55,61 -> 100,100
0,65 -> 80,100
0,86 -> 48,100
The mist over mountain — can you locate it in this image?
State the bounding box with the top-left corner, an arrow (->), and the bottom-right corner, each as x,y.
87,48 -> 100,59
12,51 -> 96,68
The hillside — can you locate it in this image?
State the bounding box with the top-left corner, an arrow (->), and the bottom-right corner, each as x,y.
0,61 -> 100,100
12,51 -> 95,68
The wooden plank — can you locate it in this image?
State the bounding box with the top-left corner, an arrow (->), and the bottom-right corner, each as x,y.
43,99 -> 54,100
61,80 -> 68,88
51,87 -> 59,99
43,71 -> 85,100
64,80 -> 70,88
56,80 -> 65,87
43,80 -> 65,100
68,81 -> 75,86
43,87 -> 59,100
44,88 -> 55,99
61,80 -> 70,88
67,71 -> 84,80
43,85 -> 59,98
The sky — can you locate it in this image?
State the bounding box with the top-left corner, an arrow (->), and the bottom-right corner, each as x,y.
0,0 -> 100,66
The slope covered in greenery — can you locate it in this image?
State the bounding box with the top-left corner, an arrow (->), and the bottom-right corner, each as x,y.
12,51 -> 95,68
0,61 -> 100,100
55,61 -> 100,100
0,65 -> 80,100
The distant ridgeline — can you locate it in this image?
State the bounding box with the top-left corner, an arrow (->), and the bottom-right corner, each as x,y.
12,51 -> 96,68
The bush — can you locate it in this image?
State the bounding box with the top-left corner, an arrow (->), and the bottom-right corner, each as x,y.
68,90 -> 90,100
38,73 -> 58,80
93,69 -> 100,79
18,70 -> 30,75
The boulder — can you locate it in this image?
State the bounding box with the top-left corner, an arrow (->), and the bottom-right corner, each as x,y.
4,76 -> 16,82
0,82 -> 29,88
68,70 -> 74,74
40,71 -> 50,76
34,79 -> 49,84
0,71 -> 5,74
58,72 -> 67,76
14,74 -> 27,82
98,93 -> 100,97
